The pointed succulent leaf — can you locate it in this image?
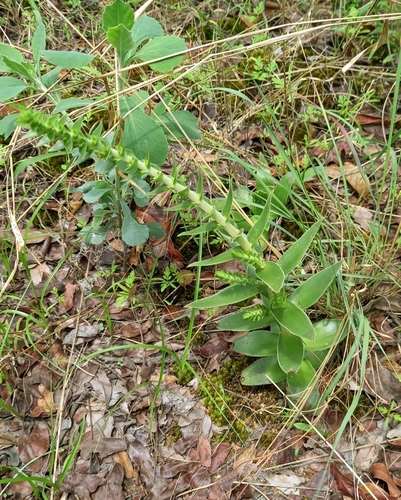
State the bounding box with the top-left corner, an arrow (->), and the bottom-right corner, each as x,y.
271,298 -> 315,340
247,194 -> 271,245
2,57 -> 36,81
277,332 -> 304,373
233,330 -> 279,356
189,249 -> 236,267
218,309 -> 274,331
286,359 -> 316,400
290,262 -> 341,310
83,187 -> 112,203
221,183 -> 233,220
241,356 -> 286,386
255,262 -> 285,293
303,319 -> 344,352
179,221 -> 219,236
154,96 -> 172,117
102,0 -> 134,31
277,221 -> 320,274
189,284 -> 257,309
304,349 -> 329,370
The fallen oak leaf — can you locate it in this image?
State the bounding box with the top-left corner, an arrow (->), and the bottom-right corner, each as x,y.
358,482 -> 398,500
198,434 -> 212,468
370,463 -> 401,497
330,464 -> 356,499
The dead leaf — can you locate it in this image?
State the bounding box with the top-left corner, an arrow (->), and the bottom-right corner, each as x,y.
355,114 -> 391,126
197,434 -> 212,467
59,283 -> 80,314
327,163 -> 370,198
331,464 -> 356,498
92,463 -> 124,500
353,206 -> 373,231
359,482 -> 396,500
210,443 -> 231,473
18,421 -> 49,472
109,238 -> 125,252
59,471 -> 107,493
370,463 -> 401,497
193,335 -> 229,358
33,385 -> 56,416
177,269 -> 194,287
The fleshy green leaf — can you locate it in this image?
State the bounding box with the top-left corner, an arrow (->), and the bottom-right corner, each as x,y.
107,24 -> 135,63
102,0 -> 135,31
41,50 -> 94,69
277,332 -> 304,373
135,36 -> 186,72
303,319 -> 344,352
304,349 -> 329,369
271,298 -> 315,340
233,330 -> 279,356
189,249 -> 236,267
121,200 -> 149,246
189,284 -> 257,309
158,111 -> 201,140
241,356 -> 286,386
179,221 -> 219,236
222,184 -> 233,220
256,262 -> 285,293
218,309 -> 274,331
286,359 -> 316,398
122,109 -> 168,166
289,262 -> 341,310
247,195 -> 271,245
0,77 -> 29,101
53,98 -> 96,113
277,221 -> 320,274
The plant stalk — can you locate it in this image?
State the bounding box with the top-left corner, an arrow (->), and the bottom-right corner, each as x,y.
17,108 -> 254,252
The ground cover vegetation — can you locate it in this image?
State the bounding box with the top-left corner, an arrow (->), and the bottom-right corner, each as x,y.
0,0 -> 400,498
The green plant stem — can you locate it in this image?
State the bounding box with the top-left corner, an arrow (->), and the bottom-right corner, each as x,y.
17,108 -> 253,252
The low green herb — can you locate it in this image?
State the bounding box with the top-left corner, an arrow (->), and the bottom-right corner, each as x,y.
7,0 -> 347,408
